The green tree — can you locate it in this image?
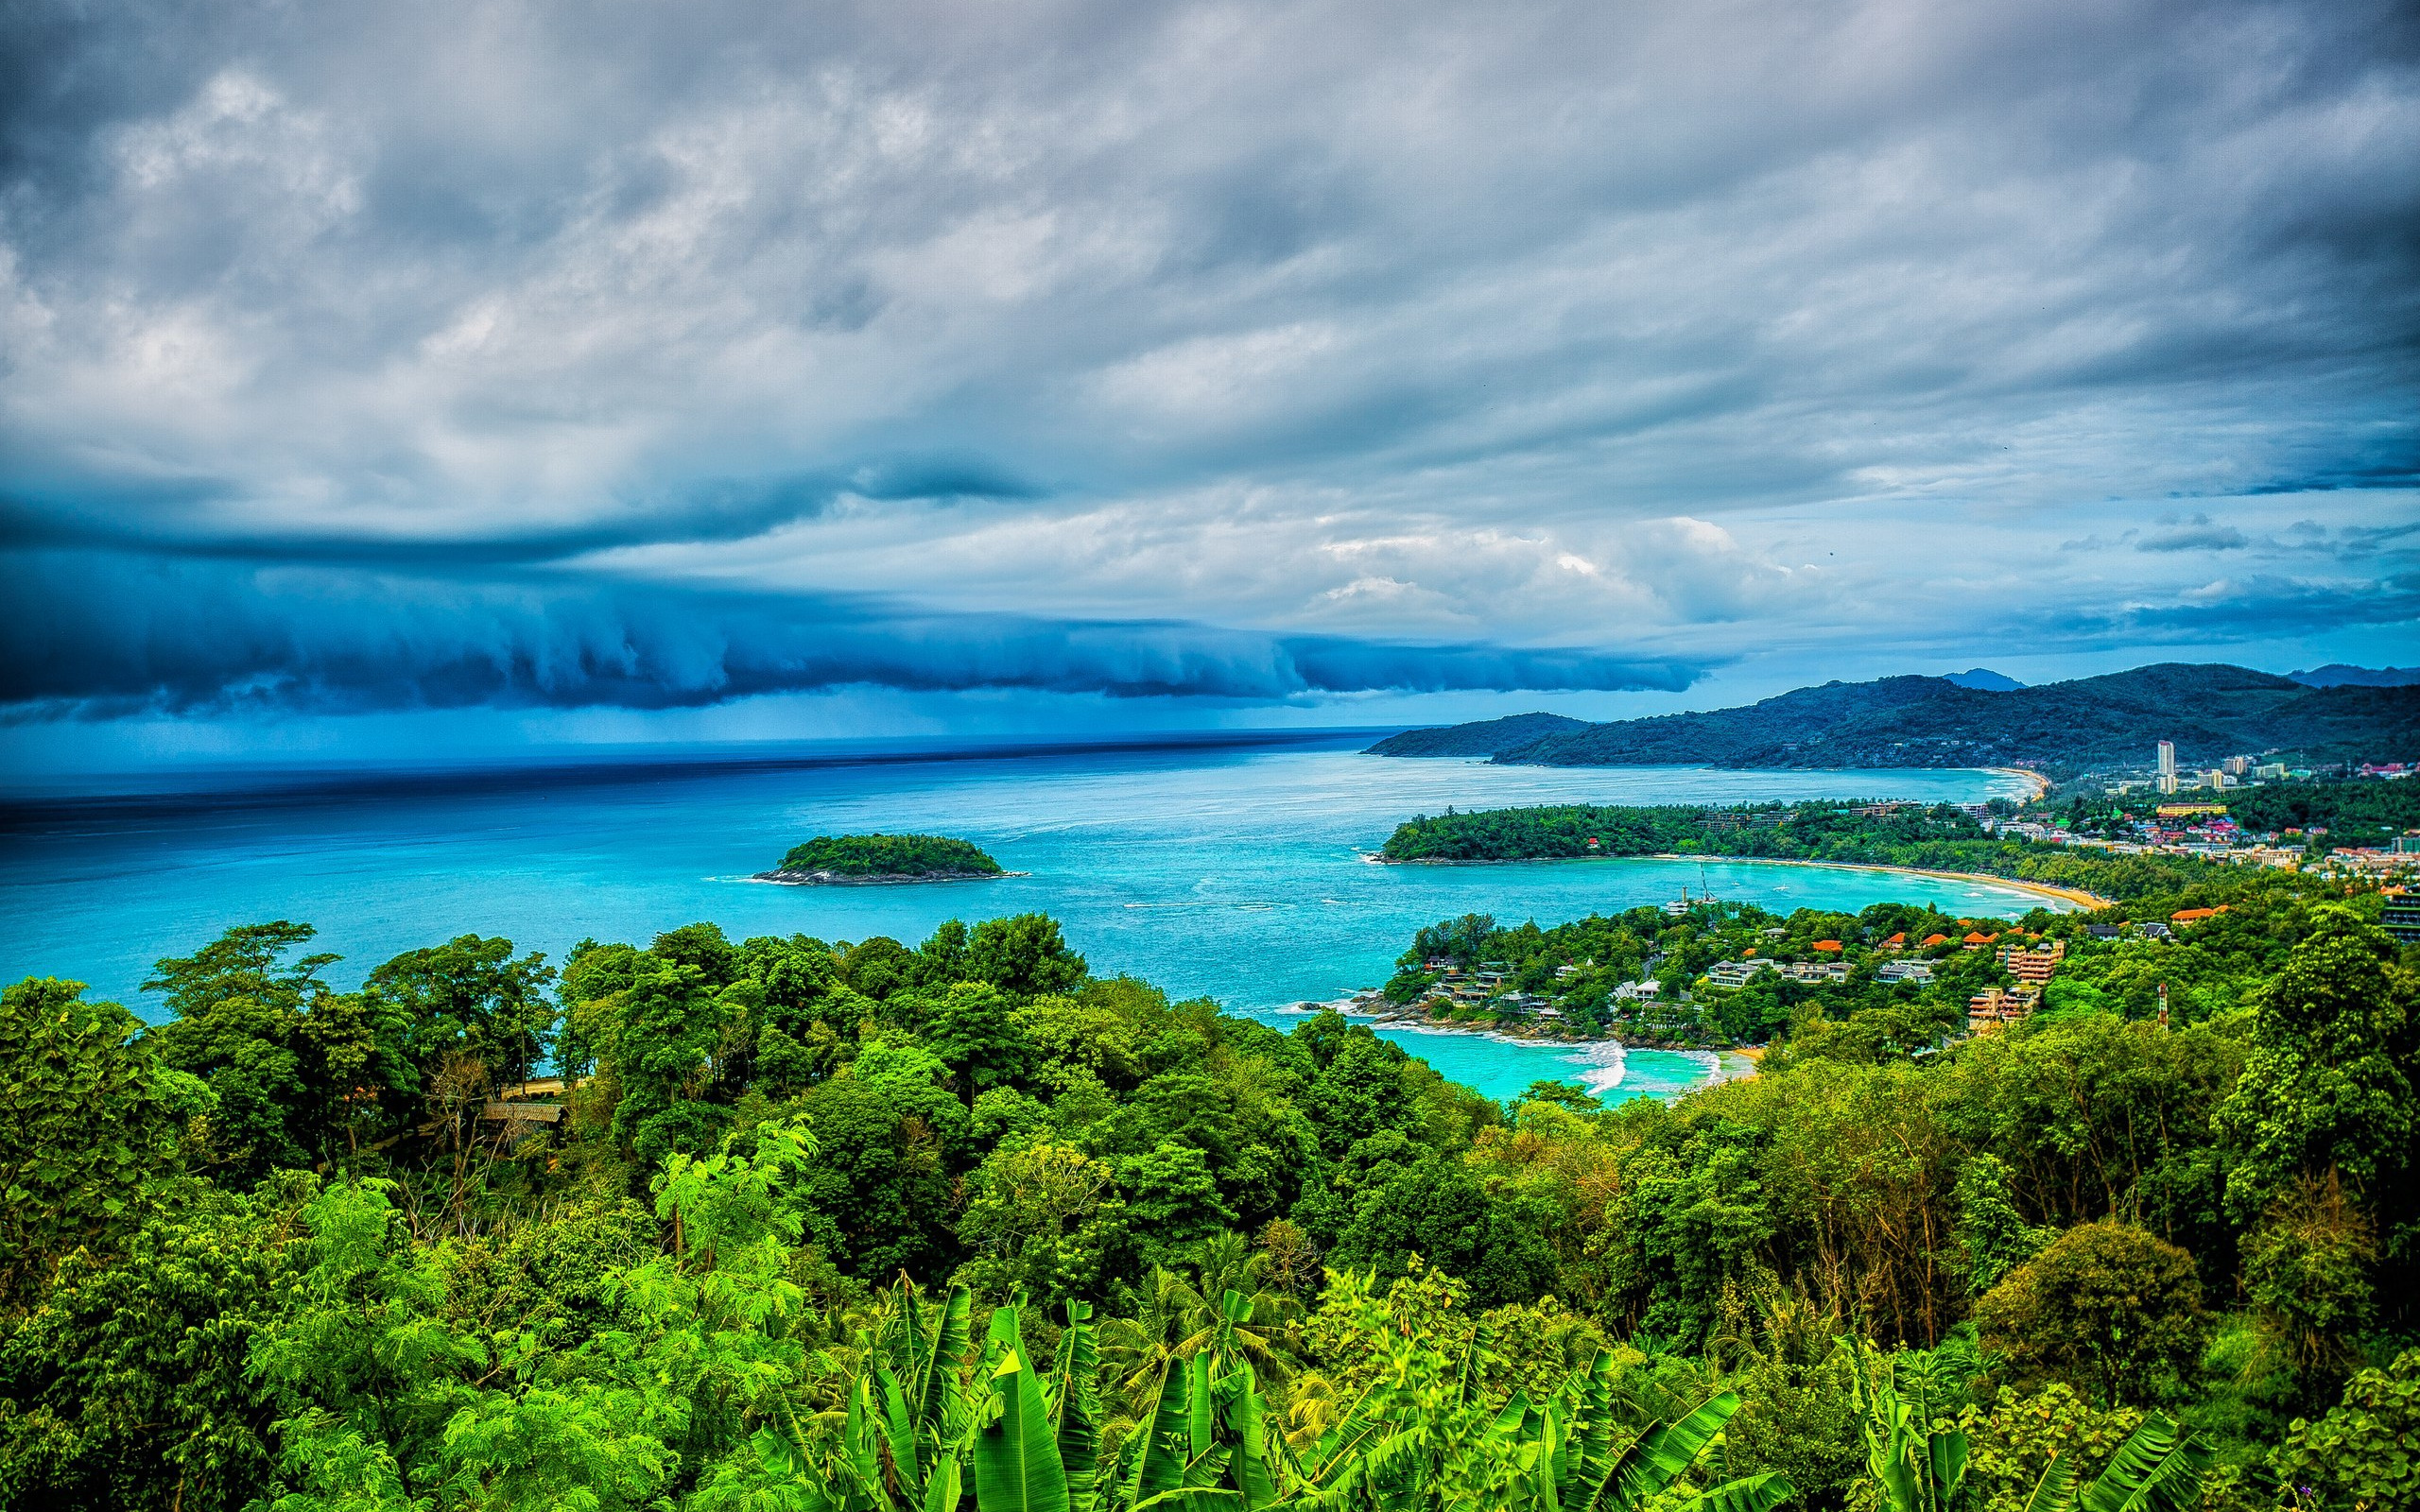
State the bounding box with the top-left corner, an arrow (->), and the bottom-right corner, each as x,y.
1953,1155 -> 2054,1296
2243,1172 -> 2379,1397
579,954 -> 741,1163
918,980 -> 1037,1095
956,1140 -> 1119,1305
364,935 -> 557,1095
1974,1220 -> 2206,1408
0,979 -> 197,1299
145,923 -> 405,1177
1304,1030 -> 1415,1158
2218,911 -> 2417,1274
794,1052 -> 969,1280
0,1177 -> 307,1512
967,914 -> 1088,998
1334,1155 -> 1557,1307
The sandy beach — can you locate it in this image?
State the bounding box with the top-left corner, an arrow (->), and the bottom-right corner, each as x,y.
1641,851 -> 2113,910
1983,766 -> 2054,799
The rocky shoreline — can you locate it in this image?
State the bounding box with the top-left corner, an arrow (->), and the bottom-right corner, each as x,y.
750,868 -> 1026,885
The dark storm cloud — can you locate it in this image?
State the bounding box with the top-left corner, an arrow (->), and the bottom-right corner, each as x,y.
0,552 -> 1705,718
2,0 -> 2415,717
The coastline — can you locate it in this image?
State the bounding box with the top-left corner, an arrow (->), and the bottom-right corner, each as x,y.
749,868 -> 1028,885
1982,766 -> 2053,800
1636,852 -> 2112,910
1375,848 -> 2109,910
1329,995 -> 1739,1060
1328,1000 -> 1756,1099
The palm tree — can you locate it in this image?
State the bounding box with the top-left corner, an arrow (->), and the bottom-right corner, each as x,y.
1098,1266 -> 1208,1414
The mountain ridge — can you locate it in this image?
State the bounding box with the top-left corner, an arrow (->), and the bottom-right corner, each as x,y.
1363,662 -> 2419,773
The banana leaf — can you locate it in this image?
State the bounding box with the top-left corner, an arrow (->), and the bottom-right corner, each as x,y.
2077,1415 -> 2211,1512
1685,1472 -> 1799,1512
974,1309 -> 1070,1512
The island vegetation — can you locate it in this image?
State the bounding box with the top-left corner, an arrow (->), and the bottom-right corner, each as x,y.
765,831 -> 1006,882
1,883 -> 2414,1511
1379,797 -> 2203,899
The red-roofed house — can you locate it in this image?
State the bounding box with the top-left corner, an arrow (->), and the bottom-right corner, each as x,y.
1812,940 -> 1843,953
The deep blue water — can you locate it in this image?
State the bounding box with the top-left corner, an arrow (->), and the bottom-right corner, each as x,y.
0,732 -> 2052,1105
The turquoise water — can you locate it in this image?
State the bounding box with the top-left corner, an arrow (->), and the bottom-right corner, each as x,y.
0,734 -> 2051,1105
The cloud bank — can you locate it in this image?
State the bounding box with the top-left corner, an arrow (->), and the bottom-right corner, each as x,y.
0,553 -> 1704,719
2,0 -> 2414,726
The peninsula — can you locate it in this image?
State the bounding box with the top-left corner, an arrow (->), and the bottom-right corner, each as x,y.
755,833 -> 1007,885
1374,798 -> 2225,905
1365,662 -> 2418,777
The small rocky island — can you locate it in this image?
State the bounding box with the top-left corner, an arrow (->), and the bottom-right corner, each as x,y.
755,833 -> 1009,885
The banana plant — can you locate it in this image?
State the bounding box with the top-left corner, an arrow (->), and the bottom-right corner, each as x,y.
1290,1331 -> 1794,1512
2020,1414 -> 2211,1512
765,1280 -> 1793,1512
1851,1344 -> 1968,1512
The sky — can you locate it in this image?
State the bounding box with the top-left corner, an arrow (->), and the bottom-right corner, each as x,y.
3,0 -> 2416,769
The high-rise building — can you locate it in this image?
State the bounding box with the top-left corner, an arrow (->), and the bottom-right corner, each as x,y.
2383,890 -> 2420,945
2157,741 -> 2177,779
2156,771 -> 2180,795
2223,755 -> 2252,777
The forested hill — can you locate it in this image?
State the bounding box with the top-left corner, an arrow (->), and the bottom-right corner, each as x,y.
1360,710 -> 1590,757
8,890 -> 2419,1508
1364,662 -> 2420,774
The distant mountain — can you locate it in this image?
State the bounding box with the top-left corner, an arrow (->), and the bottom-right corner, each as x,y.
1365,711 -> 1592,757
1366,662 -> 2419,774
1943,667 -> 2025,691
2289,664 -> 2420,688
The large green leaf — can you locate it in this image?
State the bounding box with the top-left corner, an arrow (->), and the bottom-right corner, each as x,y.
1561,1351 -> 1621,1503
1927,1431 -> 1969,1511
1684,1472 -> 1798,1512
1051,1301 -> 1103,1512
2023,1454 -> 2078,1512
974,1309 -> 1071,1512
925,1452 -> 964,1512
2077,1415 -> 2211,1512
844,1377 -> 887,1502
1219,1362 -> 1280,1512
1124,1358 -> 1196,1510
1188,1353 -> 1218,1463
1609,1391 -> 1741,1511
923,1285 -> 977,1438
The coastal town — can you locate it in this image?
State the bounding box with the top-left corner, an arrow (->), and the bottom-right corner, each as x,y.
1346,741 -> 2419,1053
1990,739 -> 2420,880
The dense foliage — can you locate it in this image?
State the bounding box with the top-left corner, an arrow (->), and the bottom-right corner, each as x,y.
1377,799 -> 2241,902
1,873 -> 2412,1510
774,833 -> 1006,878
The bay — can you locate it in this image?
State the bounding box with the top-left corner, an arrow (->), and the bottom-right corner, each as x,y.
0,732 -> 2053,1105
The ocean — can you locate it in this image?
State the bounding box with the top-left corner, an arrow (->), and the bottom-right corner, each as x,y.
0,731 -> 2051,1106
